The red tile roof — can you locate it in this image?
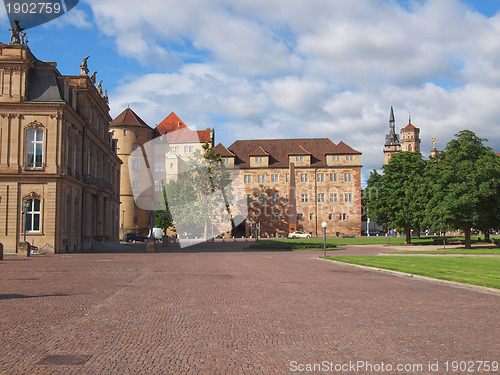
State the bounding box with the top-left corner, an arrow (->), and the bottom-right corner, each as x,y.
228,138 -> 360,169
155,112 -> 187,134
288,145 -> 312,155
328,140 -> 361,154
402,123 -> 417,130
155,112 -> 213,144
214,143 -> 235,157
110,107 -> 151,129
249,146 -> 270,156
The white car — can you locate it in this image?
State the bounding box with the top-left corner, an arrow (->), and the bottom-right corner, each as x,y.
288,231 -> 311,238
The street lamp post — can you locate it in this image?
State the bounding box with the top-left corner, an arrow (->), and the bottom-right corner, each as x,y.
121,210 -> 125,238
22,199 -> 30,243
321,221 -> 327,257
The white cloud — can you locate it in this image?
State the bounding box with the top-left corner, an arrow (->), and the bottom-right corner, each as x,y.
87,0 -> 500,184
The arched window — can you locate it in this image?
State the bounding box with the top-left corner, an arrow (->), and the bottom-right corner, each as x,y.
24,198 -> 41,232
25,128 -> 44,169
408,144 -> 413,152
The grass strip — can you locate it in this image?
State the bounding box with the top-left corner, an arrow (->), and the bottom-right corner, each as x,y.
324,256 -> 500,289
387,248 -> 500,255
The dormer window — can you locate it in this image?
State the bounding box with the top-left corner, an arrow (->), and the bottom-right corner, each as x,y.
296,156 -> 304,162
255,157 -> 263,163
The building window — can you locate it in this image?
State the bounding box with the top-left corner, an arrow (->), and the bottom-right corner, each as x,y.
132,181 -> 140,192
335,155 -> 340,161
300,173 -> 308,182
25,128 -> 44,169
345,193 -> 352,202
154,180 -> 160,192
132,159 -> 140,171
24,198 -> 41,232
133,216 -> 138,225
223,158 -> 230,164
272,214 -> 279,221
317,173 -> 325,182
330,193 -> 338,202
286,194 -> 289,202
244,175 -> 252,184
328,213 -> 333,220
330,173 -> 338,182
346,155 -> 354,161
258,194 -> 265,203
255,157 -> 263,163
170,163 -> 174,169
271,174 -> 279,183
339,213 -> 346,221
310,213 -> 314,220
248,214 -> 254,222
301,194 -> 309,203
272,193 -> 279,203
184,145 -> 194,153
318,193 -> 325,202
344,173 -> 352,182
296,156 -> 304,162
297,214 -> 304,221
246,194 -> 252,204
170,146 -> 179,154
258,174 -> 265,184
286,174 -> 289,182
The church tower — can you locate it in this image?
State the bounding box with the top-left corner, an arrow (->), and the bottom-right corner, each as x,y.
383,106 -> 401,164
400,114 -> 421,152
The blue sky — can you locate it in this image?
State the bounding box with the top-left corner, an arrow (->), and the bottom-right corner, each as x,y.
1,0 -> 500,184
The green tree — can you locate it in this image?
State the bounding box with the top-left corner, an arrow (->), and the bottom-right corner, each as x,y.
364,169 -> 390,229
366,152 -> 427,244
154,186 -> 174,235
163,142 -> 234,238
426,130 -> 500,248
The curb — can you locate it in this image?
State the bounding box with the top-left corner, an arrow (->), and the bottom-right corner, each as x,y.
318,257 -> 500,296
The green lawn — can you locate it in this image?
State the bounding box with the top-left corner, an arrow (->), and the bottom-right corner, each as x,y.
387,248 -> 500,255
324,256 -> 500,289
250,235 -> 498,248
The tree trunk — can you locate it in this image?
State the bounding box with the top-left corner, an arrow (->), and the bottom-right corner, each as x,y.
484,230 -> 490,243
464,226 -> 472,249
405,224 -> 411,244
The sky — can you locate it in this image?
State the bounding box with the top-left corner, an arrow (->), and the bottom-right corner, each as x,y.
1,0 -> 500,186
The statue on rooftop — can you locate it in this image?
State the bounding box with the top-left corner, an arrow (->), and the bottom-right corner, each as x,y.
103,90 -> 109,104
21,32 -> 27,44
97,80 -> 103,95
80,56 -> 89,76
90,70 -> 97,84
9,20 -> 24,44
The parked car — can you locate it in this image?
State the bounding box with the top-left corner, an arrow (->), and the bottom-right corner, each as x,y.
288,231 -> 311,238
124,233 -> 147,242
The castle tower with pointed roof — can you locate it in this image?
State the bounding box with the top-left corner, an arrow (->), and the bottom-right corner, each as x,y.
110,107 -> 155,236
383,106 -> 421,164
383,106 -> 401,164
401,114 -> 421,153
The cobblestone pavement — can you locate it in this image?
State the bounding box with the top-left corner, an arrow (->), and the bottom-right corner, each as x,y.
0,242 -> 499,374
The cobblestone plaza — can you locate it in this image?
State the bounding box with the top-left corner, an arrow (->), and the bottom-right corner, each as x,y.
1,243 -> 499,374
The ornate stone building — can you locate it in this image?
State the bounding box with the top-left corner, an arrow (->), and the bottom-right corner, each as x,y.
215,138 -> 362,237
0,38 -> 121,253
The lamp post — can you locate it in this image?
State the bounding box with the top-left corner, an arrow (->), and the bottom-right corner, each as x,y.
22,199 -> 30,243
121,210 -> 125,238
321,221 -> 327,257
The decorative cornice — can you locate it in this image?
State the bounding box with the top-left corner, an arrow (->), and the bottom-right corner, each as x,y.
23,191 -> 42,200
25,120 -> 45,129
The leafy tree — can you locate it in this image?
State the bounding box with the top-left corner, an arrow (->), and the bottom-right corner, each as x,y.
426,130 -> 500,248
366,152 -> 427,244
154,186 -> 174,235
364,169 -> 390,229
163,142 -> 234,238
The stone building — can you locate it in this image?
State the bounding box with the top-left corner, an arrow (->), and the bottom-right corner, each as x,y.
0,38 -> 121,253
110,110 -> 214,236
215,138 -> 362,237
384,106 -> 421,164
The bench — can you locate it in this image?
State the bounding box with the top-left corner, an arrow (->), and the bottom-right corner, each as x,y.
433,238 -> 463,245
